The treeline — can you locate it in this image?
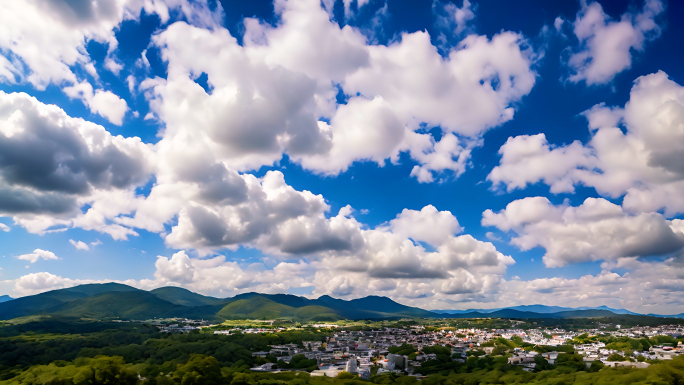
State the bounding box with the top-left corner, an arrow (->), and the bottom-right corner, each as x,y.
0,320 -> 159,374
0,318 -> 324,381
4,354 -> 684,385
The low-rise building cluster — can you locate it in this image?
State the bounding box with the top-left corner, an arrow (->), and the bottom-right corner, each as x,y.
156,320 -> 683,377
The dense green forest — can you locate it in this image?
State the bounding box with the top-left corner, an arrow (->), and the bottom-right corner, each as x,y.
1,318 -> 683,384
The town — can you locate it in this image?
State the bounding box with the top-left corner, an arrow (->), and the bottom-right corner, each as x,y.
152,319 -> 684,378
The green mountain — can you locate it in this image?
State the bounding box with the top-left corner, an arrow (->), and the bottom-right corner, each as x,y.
315,295 -> 436,319
150,286 -> 225,307
48,291 -> 189,319
0,283 -> 434,321
223,293 -> 437,321
60,282 -> 141,296
216,297 -> 341,321
0,283 -> 151,320
3,282 -> 674,322
0,285 -> 226,321
0,287 -> 100,320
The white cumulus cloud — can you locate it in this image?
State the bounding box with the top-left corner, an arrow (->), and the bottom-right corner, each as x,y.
69,239 -> 101,251
141,0 -> 537,184
16,249 -> 59,264
565,0 -> 664,85
63,82 -> 129,125
0,91 -> 154,237
483,196 -> 684,267
490,71 -> 684,216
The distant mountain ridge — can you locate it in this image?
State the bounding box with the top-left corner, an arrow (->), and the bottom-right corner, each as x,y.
434,304 -> 641,316
444,308 -> 624,320
1,284 -> 682,321
0,295 -> 12,303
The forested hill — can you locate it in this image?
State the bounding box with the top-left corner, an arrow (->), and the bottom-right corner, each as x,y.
1,283 -> 680,322
0,283 -> 435,321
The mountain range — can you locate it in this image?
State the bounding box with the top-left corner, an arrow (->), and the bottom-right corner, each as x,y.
0,283 -> 434,321
1,283 -> 682,321
0,295 -> 12,303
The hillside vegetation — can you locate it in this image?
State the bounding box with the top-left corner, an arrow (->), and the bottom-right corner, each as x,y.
0,283 -> 434,321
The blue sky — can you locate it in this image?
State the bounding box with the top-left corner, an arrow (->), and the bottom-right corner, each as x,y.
0,0 -> 683,313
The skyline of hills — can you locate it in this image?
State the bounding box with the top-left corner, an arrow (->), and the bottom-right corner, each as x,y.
0,283 -> 437,321
1,283 -> 683,321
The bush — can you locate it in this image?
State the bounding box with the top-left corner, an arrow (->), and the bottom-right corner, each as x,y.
337,371 -> 356,379
607,353 -> 624,362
